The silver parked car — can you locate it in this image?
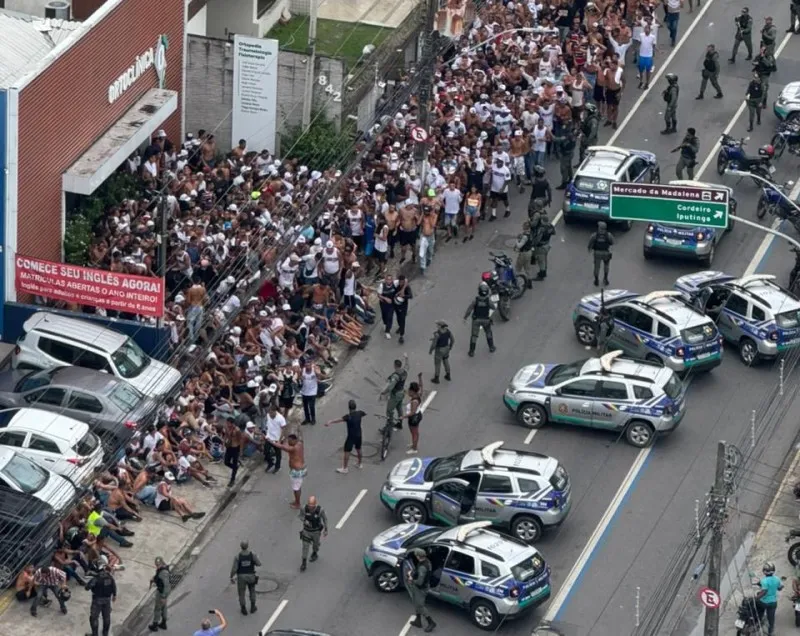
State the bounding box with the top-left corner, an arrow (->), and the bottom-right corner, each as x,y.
0,366 -> 156,453
363,520 -> 551,631
503,351 -> 687,447
379,441 -> 571,543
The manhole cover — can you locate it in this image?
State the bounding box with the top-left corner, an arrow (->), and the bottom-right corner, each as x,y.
487,234 -> 518,249
256,578 -> 279,594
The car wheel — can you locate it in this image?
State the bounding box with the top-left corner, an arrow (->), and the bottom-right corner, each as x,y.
625,420 -> 655,448
788,112 -> 800,125
511,514 -> 543,543
644,354 -> 663,366
619,219 -> 633,232
563,210 -> 575,225
575,318 -> 598,346
701,244 -> 716,268
739,337 -> 759,366
372,564 -> 402,593
643,248 -> 653,260
0,563 -> 12,588
470,599 -> 500,631
516,403 -> 547,429
396,500 -> 428,525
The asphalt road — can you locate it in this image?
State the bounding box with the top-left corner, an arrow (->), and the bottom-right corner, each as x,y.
162,3 -> 800,636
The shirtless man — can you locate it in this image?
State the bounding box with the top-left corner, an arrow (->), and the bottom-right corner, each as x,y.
510,130 -> 528,192
397,203 -> 421,265
186,277 -> 206,342
268,434 -> 306,509
201,134 -> 217,168
384,204 -> 400,259
419,205 -> 438,273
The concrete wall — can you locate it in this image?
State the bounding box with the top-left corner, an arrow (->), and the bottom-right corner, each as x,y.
187,3 -> 207,36
185,34 -> 344,154
3,0 -> 71,18
256,0 -> 288,37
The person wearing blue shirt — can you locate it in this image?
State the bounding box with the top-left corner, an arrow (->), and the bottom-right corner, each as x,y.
757,561 -> 782,635
193,608 -> 227,636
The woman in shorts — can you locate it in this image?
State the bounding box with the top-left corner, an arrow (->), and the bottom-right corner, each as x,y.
463,186 -> 481,243
401,373 -> 424,455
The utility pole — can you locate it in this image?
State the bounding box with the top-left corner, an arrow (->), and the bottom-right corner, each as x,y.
413,0 -> 440,181
301,0 -> 318,128
156,194 -> 169,329
703,440 -> 728,636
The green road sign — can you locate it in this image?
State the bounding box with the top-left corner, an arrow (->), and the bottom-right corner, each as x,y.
609,183 -> 730,229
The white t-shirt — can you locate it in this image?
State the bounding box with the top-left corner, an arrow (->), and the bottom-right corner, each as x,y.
347,209 -> 363,236
490,166 -> 511,193
263,411 -> 286,442
321,249 -> 341,274
532,126 -> 549,152
639,33 -> 657,58
443,189 -> 463,215
278,257 -> 299,288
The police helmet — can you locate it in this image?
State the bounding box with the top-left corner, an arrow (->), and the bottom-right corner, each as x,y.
533,165 -> 546,177
478,282 -> 490,296
584,102 -> 598,115
666,73 -> 678,84
241,541 -> 249,550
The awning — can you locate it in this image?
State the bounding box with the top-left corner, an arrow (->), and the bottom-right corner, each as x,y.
62,88 -> 178,195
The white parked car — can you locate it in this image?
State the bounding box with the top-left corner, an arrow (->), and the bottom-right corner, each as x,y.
0,447 -> 77,512
12,312 -> 181,398
0,408 -> 103,484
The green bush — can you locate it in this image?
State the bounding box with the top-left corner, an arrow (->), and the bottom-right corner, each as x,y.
280,112 -> 357,169
63,214 -> 93,266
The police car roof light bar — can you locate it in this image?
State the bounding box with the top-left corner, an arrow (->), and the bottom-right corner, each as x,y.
640,291 -> 683,305
599,350 -> 625,372
481,441 -> 504,466
585,145 -> 631,157
738,274 -> 777,287
455,521 -> 494,543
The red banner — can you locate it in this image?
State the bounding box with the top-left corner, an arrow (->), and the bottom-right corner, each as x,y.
15,256 -> 165,318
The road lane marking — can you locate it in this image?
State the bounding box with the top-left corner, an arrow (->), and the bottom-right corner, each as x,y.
398,615 -> 416,636
544,447 -> 652,622
420,390 -> 437,413
259,599 -> 289,636
524,430 -> 537,445
335,488 -> 368,530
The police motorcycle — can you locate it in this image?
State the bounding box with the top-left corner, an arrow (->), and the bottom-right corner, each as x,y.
716,134 -> 776,185
771,119 -> 800,159
756,180 -> 800,233
481,252 -> 526,321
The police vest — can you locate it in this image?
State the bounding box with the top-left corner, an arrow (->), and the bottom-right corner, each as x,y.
531,179 -> 549,199
303,506 -> 324,531
473,296 -> 491,319
86,511 -> 103,536
520,232 -> 534,252
594,233 -> 611,251
390,369 -> 407,394
435,330 -> 451,348
237,552 -> 256,575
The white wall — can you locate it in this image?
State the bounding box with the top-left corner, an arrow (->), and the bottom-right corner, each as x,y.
4,0 -> 57,17
187,3 -> 207,36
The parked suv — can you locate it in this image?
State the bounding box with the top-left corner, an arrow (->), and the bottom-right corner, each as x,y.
364,520 -> 551,630
379,441 -> 570,543
563,145 -> 660,229
503,351 -> 686,447
572,289 -> 723,373
0,490 -> 60,588
13,312 -> 181,398
674,271 -> 800,365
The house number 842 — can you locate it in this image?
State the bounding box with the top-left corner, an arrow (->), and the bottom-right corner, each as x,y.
318,74 -> 342,102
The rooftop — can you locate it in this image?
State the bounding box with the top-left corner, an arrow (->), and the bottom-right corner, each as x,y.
0,9 -> 82,89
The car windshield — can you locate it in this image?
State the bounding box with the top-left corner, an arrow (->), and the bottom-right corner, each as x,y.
110,339 -> 150,379
73,431 -> 98,457
545,361 -> 586,386
511,553 -> 546,582
662,374 -> 683,399
14,368 -> 59,393
424,451 -> 468,482
3,453 -> 48,493
403,528 -> 443,549
681,323 -> 716,344
573,176 -> 610,193
776,310 -> 800,329
108,382 -> 146,411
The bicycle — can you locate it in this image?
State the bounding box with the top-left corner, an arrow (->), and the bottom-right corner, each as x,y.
374,413 -> 400,461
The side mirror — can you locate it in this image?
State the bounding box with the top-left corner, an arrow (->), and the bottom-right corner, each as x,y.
553,388 -> 562,396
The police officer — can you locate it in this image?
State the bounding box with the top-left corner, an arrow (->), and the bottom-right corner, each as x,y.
230,540 -> 260,615
672,127 -> 700,180
148,557 -> 170,632
528,198 -> 545,225
514,221 -> 535,287
300,495 -> 328,572
429,320 -> 454,383
588,222 -> 615,287
660,74 -> 680,134
532,211 -> 556,280
406,548 -> 436,633
595,304 -> 615,353
696,44 -> 723,99
554,126 -> 577,189
729,8 -> 753,62
85,563 -> 116,636
578,103 -> 600,164
791,0 -> 800,33
753,44 -> 777,109
761,16 -> 777,55
463,282 -> 496,357
528,166 -> 552,212
746,72 -> 765,131
381,355 -> 408,429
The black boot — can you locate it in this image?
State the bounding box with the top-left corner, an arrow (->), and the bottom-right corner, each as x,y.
695,94 -> 704,99
148,624 -> 160,632
430,376 -> 440,384
594,277 -> 599,286
535,272 -> 545,281
526,279 -> 533,289
300,558 -> 307,571
468,347 -> 475,358
410,615 -> 424,628
310,551 -> 319,562
488,341 -> 496,353
425,617 -> 437,632
241,605 -> 248,616
444,373 -> 451,381
158,621 -> 167,630
251,602 -> 257,613
603,277 -> 610,286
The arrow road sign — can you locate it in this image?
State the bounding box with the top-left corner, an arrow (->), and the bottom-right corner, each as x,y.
410,126 -> 428,143
698,587 -> 721,609
609,183 -> 730,229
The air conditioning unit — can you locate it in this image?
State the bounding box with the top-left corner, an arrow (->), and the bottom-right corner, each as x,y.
44,0 -> 71,20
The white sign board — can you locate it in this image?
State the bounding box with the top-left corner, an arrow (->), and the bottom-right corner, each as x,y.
232,36 -> 279,154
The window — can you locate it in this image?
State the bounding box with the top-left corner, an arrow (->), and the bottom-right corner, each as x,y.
67,393 -> 104,414
38,338 -> 76,364
598,381 -> 628,400
629,309 -> 654,333
725,294 -> 748,316
110,339 -> 150,379
657,322 -> 671,338
481,561 -> 501,578
518,477 -> 542,493
559,379 -> 599,397
435,481 -> 466,499
14,369 -> 58,393
445,550 -> 476,575
627,158 -> 647,181
752,306 -> 766,322
3,453 -> 48,493
77,351 -> 111,372
0,431 -> 26,448
108,383 -> 146,412
609,305 -> 634,324
23,388 -> 66,407
28,435 -> 60,454
633,385 -> 654,400
479,474 -> 513,494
